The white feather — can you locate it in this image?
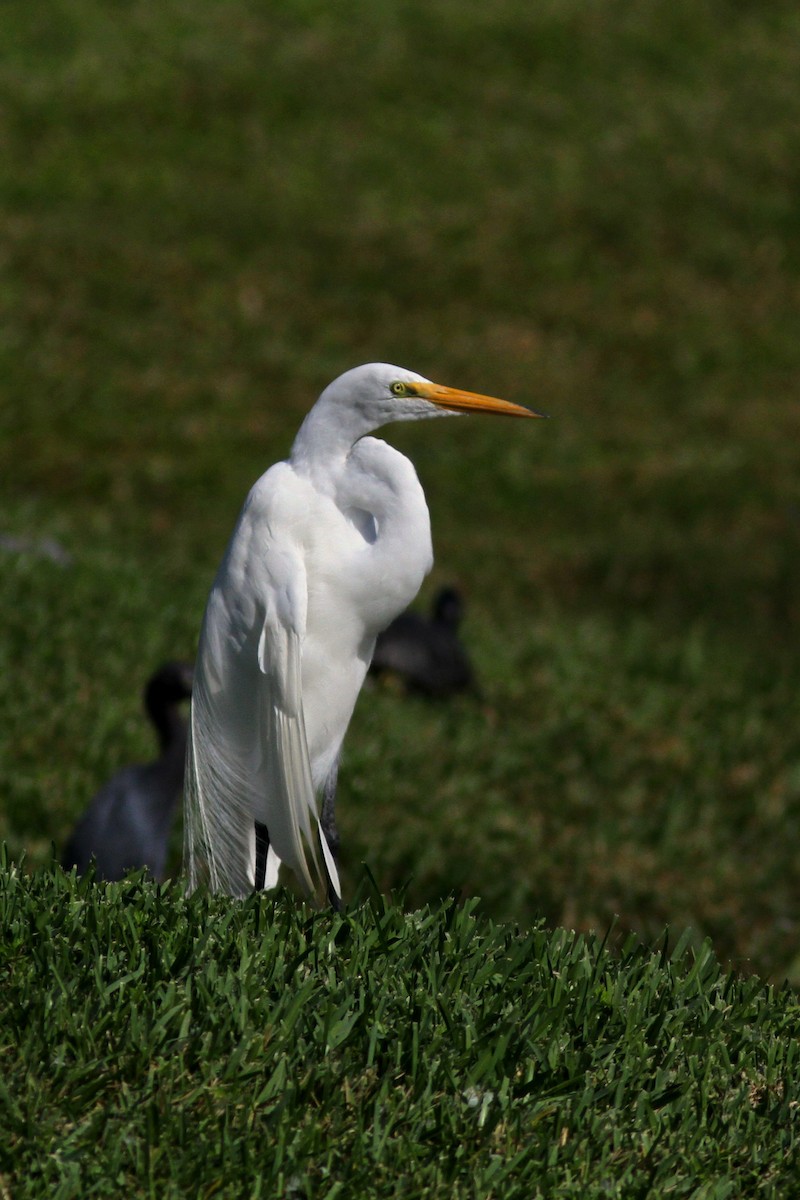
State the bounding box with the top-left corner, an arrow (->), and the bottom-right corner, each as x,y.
264,845 -> 281,890
184,468 -> 327,899
319,825 -> 341,900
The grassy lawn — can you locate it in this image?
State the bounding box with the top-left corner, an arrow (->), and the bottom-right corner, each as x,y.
1,0 -> 800,1191
3,864 -> 799,1198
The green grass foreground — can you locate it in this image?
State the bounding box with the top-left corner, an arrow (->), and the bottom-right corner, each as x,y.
2,860 -> 798,1198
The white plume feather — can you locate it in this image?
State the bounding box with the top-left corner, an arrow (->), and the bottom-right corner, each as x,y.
183,466 -> 340,903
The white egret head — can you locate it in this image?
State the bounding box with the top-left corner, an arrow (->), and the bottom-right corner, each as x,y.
297,362 -> 543,457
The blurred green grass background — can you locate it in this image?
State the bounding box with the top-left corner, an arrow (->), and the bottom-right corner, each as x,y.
2,0 -> 800,978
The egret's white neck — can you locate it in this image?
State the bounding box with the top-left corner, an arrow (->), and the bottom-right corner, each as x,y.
290,396 -> 370,473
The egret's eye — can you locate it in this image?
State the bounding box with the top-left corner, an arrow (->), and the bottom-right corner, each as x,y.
390,381 -> 410,397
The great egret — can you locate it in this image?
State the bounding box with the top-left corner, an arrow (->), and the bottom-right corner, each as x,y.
370,585 -> 475,698
62,661 -> 193,881
184,363 -> 541,905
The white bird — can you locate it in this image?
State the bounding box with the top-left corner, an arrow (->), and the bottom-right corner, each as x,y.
184,363 -> 541,906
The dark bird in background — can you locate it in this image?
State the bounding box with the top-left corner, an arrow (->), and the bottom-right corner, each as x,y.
369,585 -> 475,698
62,661 -> 193,881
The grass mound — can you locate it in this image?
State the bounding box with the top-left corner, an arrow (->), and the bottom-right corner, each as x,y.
2,858 -> 798,1197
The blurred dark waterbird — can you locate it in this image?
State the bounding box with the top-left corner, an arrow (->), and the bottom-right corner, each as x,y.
369,585 -> 475,698
62,661 -> 194,881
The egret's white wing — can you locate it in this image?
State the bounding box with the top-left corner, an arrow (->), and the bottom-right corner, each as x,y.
183,465 -> 334,902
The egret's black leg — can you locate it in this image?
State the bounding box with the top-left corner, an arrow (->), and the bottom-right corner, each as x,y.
254,821 -> 270,891
320,759 -> 342,911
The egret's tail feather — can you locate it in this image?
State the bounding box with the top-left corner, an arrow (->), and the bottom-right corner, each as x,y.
253,823 -> 283,891
183,678 -> 256,897
183,638 -> 333,904
265,844 -> 281,889
319,823 -> 342,903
